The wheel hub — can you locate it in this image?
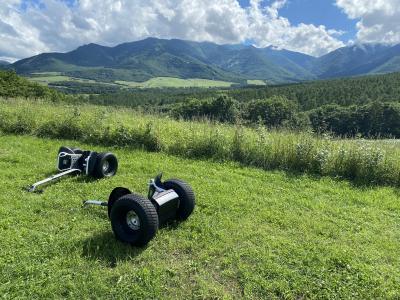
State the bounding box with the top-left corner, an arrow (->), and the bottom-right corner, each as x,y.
126,210 -> 140,230
102,161 -> 110,173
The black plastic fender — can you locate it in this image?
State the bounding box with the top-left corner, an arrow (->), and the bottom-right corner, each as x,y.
108,187 -> 131,218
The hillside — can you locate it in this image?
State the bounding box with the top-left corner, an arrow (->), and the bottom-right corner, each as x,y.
312,44 -> 400,78
0,60 -> 10,66
11,38 -> 316,83
8,38 -> 400,84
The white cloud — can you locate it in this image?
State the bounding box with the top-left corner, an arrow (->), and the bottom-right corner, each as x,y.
246,0 -> 344,56
0,0 -> 345,61
336,0 -> 400,44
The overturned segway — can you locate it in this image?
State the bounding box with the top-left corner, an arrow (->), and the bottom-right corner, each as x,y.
27,146 -> 118,192
83,174 -> 195,246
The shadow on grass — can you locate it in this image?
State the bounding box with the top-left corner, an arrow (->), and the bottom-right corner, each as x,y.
74,176 -> 101,185
81,220 -> 182,267
81,231 -> 146,267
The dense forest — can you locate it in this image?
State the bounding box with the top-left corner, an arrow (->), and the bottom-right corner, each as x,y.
49,81 -> 121,94
81,72 -> 400,110
2,70 -> 400,137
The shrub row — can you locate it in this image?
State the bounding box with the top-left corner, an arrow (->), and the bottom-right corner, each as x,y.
1,99 -> 399,187
171,95 -> 400,138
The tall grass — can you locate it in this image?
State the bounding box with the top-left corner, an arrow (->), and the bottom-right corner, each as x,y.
1,98 -> 400,186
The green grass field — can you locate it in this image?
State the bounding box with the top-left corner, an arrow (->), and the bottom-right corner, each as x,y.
247,79 -> 267,86
27,74 -> 98,85
0,134 -> 399,299
116,77 -> 234,88
27,74 -> 235,89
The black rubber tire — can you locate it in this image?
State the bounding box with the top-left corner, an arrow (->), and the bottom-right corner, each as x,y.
93,152 -> 118,178
163,179 -> 195,220
110,194 -> 159,246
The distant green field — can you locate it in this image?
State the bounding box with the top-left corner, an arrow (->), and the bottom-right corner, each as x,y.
247,79 -> 267,86
31,72 -> 63,76
27,74 -> 97,85
27,74 -> 234,89
0,134 -> 399,299
28,75 -> 75,84
116,77 -> 234,88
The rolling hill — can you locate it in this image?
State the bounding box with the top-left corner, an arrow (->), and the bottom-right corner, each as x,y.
9,38 -> 316,83
7,38 -> 400,84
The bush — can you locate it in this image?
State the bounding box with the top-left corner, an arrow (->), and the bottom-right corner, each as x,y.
172,95 -> 239,123
0,70 -> 64,101
0,108 -> 36,134
309,102 -> 400,138
243,96 -> 298,128
102,123 -> 161,152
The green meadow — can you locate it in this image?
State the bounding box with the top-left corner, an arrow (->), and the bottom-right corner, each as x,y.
0,134 -> 399,299
0,95 -> 400,299
115,77 -> 234,88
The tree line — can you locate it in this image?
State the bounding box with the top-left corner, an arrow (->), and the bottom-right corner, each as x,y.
171,95 -> 400,138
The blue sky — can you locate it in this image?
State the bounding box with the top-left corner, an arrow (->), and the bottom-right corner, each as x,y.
238,0 -> 358,42
279,0 -> 358,42
1,0 -> 398,61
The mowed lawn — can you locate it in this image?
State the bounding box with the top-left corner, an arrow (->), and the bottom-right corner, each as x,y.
0,135 -> 399,299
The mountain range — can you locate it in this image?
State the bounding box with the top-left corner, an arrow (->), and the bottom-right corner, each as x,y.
6,38 -> 400,84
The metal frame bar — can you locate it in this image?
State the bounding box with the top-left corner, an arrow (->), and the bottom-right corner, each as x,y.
27,168 -> 81,192
82,200 -> 108,207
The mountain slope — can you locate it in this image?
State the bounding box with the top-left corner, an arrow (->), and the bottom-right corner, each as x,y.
371,56 -> 400,74
9,38 -> 400,84
10,38 -> 318,83
312,44 -> 400,78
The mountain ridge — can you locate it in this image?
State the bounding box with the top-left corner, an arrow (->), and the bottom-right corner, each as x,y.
8,38 -> 400,84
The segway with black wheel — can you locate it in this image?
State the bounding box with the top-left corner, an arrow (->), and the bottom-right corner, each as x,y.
27,146 -> 118,192
83,173 -> 195,246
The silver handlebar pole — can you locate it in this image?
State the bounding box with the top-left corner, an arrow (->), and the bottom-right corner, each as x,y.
27,168 -> 82,192
82,200 -> 108,207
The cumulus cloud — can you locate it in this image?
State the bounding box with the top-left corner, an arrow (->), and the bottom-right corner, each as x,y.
246,0 -> 344,56
0,0 -> 345,61
336,0 -> 400,45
